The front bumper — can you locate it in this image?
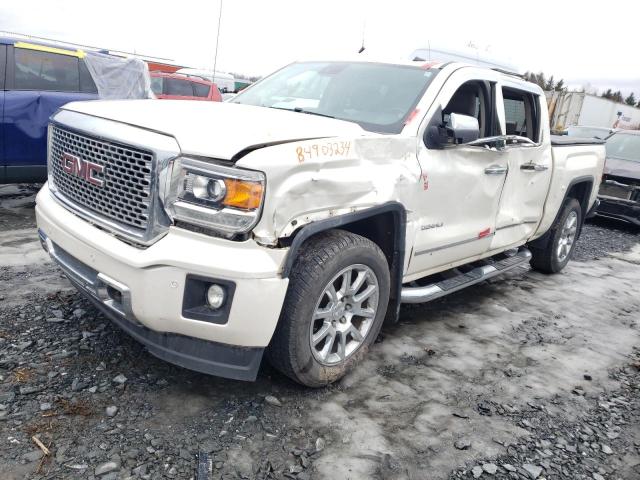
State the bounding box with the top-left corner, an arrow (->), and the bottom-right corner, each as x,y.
596,196 -> 640,227
36,184 -> 289,380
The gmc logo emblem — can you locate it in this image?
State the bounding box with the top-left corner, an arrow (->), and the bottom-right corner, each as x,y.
61,153 -> 104,187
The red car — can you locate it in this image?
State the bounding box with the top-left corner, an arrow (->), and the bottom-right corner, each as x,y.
150,72 -> 222,102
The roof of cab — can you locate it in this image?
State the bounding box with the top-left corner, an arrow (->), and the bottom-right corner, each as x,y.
150,71 -> 217,86
293,56 -> 445,69
290,57 -> 536,91
0,35 -> 92,58
1,35 -> 72,49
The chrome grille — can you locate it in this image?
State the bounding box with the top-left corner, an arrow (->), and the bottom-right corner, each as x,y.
50,126 -> 154,229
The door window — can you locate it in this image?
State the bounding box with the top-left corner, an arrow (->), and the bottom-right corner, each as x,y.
502,88 -> 540,142
79,59 -> 98,94
150,76 -> 163,95
0,45 -> 6,89
441,81 -> 495,140
14,48 -> 80,92
192,82 -> 211,98
165,78 -> 194,96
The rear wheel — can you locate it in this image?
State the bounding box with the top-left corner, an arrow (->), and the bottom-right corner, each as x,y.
530,198 -> 582,273
267,230 -> 390,387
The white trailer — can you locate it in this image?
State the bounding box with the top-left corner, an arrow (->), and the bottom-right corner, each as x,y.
549,91 -> 640,131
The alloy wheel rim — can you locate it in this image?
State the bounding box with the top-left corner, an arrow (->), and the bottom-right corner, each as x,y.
309,264 -> 379,366
557,211 -> 578,263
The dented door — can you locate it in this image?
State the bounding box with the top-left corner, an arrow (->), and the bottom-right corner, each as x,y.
409,143 -> 508,276
408,67 -> 507,277
490,84 -> 553,250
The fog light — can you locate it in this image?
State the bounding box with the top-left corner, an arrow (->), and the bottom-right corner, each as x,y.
206,284 -> 225,309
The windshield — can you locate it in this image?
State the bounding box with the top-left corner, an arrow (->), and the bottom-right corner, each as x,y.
606,133 -> 640,162
231,61 -> 438,134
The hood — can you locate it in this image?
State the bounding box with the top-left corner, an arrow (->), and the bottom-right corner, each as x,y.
603,156 -> 640,182
61,100 -> 366,160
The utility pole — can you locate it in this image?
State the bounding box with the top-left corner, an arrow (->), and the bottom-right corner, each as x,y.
212,0 -> 223,79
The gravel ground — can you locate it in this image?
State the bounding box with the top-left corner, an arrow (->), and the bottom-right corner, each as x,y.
573,217 -> 639,262
1,185 -> 639,480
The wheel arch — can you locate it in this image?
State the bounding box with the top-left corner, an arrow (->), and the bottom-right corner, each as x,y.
529,175 -> 594,250
281,202 -> 406,324
566,176 -> 595,218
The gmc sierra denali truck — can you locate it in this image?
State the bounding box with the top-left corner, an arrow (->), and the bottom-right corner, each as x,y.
35,59 -> 606,387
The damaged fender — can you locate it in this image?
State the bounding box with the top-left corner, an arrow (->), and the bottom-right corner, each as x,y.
237,135 -> 422,245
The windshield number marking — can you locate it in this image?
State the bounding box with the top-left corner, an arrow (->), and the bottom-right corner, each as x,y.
296,141 -> 351,163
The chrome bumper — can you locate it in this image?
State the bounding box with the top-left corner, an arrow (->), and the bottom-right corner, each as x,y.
39,229 -> 136,324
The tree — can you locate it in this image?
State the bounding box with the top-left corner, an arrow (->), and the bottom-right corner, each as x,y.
523,71 -> 566,92
624,93 -> 636,106
523,71 -> 545,89
544,75 -> 555,91
612,91 -> 624,103
601,89 -> 613,100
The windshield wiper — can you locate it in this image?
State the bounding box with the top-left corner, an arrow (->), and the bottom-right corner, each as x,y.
268,106 -> 335,119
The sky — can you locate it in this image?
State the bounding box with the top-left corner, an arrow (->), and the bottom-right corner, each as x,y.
1,0 -> 638,96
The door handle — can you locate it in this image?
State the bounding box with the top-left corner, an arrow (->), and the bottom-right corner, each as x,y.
520,163 -> 549,172
484,165 -> 508,175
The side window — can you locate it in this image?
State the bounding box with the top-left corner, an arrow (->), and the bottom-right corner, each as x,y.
192,82 -> 210,98
79,59 -> 98,94
0,45 -> 6,89
14,48 -> 80,92
150,76 -> 163,95
165,78 -> 194,96
441,81 -> 494,140
502,88 -> 540,142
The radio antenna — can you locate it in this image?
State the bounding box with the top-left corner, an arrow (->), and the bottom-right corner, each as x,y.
358,20 -> 366,53
213,0 -> 223,77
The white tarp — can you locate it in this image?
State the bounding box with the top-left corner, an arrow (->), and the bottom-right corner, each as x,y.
84,52 -> 153,100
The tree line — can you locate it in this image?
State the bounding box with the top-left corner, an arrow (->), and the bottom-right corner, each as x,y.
523,72 -> 566,92
600,89 -> 639,107
524,71 -> 640,108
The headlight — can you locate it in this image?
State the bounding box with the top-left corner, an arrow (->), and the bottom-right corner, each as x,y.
163,157 -> 265,235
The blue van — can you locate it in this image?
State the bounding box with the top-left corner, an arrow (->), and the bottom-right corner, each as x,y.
0,38 -> 99,184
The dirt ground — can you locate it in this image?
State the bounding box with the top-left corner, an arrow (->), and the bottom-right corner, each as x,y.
1,184 -> 639,480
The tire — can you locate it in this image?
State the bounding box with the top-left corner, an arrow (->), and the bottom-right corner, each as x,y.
530,198 -> 582,274
267,230 -> 390,387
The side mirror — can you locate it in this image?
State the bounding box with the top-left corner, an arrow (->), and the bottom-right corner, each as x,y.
446,113 -> 480,144
423,106 -> 448,149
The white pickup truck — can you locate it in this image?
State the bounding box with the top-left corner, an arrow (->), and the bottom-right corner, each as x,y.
36,59 -> 606,386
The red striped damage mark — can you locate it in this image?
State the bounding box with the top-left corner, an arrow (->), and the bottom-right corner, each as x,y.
478,228 -> 491,239
405,109 -> 420,125
422,173 -> 429,190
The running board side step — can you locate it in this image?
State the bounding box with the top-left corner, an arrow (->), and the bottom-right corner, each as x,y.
401,248 -> 532,304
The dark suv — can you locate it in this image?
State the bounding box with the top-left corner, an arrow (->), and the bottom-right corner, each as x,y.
0,37 -> 100,184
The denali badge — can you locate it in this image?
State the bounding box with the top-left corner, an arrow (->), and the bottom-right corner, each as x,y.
61,153 -> 104,187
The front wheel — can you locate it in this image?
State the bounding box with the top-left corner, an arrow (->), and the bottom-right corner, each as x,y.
530,198 -> 582,274
267,230 -> 390,387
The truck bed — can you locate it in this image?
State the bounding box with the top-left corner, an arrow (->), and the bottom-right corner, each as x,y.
550,135 -> 606,146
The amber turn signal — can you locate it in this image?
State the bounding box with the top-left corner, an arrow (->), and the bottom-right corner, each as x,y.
222,178 -> 264,210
